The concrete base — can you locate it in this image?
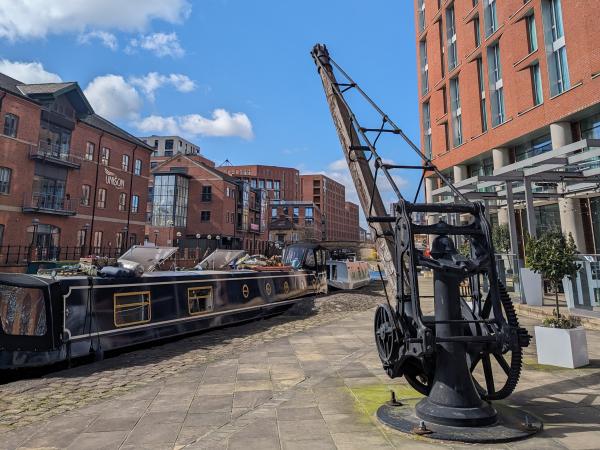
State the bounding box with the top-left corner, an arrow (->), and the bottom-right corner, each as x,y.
535,325 -> 589,368
377,401 -> 542,443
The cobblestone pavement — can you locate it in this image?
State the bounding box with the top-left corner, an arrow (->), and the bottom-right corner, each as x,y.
0,286 -> 386,432
1,280 -> 600,449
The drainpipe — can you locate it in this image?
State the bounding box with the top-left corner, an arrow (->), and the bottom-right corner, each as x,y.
125,144 -> 137,248
88,132 -> 104,254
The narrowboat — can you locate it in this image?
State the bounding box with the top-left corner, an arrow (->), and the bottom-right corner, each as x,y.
0,243 -> 328,369
326,255 -> 371,290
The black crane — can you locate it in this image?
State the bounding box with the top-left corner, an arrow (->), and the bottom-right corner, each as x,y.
311,43 -> 539,442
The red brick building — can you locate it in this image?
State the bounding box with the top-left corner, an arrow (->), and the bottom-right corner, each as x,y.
416,0 -> 600,253
219,164 -> 300,201
147,154 -> 269,253
268,200 -> 323,244
0,73 -> 153,265
300,174 -> 359,241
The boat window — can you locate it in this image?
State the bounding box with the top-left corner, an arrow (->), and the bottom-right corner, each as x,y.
305,251 -> 316,269
0,286 -> 47,336
188,287 -> 214,315
282,246 -> 306,266
331,264 -> 337,280
114,291 -> 151,327
315,250 -> 323,267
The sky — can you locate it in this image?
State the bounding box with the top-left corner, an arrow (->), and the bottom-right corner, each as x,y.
0,0 -> 423,221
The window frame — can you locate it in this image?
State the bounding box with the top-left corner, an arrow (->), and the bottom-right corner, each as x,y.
188,286 -> 214,316
113,291 -> 151,327
97,188 -> 107,208
0,167 -> 12,194
80,184 -> 91,206
101,147 -> 110,166
134,159 -> 142,176
122,154 -> 130,172
85,142 -> 95,161
3,113 -> 18,138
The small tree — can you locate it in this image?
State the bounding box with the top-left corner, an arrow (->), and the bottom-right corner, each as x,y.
492,224 -> 511,254
525,231 -> 579,321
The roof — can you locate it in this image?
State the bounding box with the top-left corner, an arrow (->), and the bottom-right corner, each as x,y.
152,154 -> 239,183
0,71 -> 152,151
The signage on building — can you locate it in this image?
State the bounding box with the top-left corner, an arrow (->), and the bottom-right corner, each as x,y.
250,223 -> 260,232
104,168 -> 125,189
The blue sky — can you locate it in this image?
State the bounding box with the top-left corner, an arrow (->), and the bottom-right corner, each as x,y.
0,0 -> 422,210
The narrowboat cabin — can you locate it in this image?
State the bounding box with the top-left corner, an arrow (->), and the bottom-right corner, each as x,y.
326,253 -> 371,290
0,243 -> 327,369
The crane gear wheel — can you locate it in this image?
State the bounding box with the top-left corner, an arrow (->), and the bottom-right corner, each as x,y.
374,304 -> 402,377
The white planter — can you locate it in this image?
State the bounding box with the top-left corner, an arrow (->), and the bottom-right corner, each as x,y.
520,268 -> 543,306
535,326 -> 589,368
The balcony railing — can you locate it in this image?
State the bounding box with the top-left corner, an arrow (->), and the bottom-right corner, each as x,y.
30,141 -> 80,168
22,192 -> 77,216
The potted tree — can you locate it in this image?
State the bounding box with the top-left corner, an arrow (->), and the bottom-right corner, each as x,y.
492,224 -> 510,288
526,232 -> 589,368
520,233 -> 544,306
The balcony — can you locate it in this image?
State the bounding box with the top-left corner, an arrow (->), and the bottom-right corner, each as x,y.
29,141 -> 80,169
22,192 -> 77,216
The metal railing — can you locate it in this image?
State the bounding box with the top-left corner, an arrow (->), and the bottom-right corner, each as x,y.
22,192 -> 77,215
0,245 -> 126,265
30,141 -> 80,167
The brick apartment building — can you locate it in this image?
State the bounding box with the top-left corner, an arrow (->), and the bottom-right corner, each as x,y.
0,73 -> 153,265
147,154 -> 269,253
268,200 -> 323,244
300,174 -> 359,241
416,0 -> 600,254
139,135 -> 200,157
219,164 -> 300,201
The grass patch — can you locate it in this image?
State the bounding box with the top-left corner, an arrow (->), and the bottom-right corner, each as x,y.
523,357 -> 572,372
349,384 -> 422,416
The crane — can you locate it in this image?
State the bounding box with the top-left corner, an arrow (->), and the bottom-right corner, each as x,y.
311,43 -> 537,441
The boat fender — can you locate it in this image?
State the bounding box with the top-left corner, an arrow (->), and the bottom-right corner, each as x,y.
99,266 -> 135,278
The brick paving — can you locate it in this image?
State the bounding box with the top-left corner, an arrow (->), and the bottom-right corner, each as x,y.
1,279 -> 599,449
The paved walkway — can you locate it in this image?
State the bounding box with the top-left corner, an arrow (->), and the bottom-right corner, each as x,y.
1,283 -> 599,449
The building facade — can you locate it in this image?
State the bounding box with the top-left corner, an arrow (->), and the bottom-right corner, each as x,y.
139,135 -> 201,157
415,0 -> 600,253
147,154 -> 269,253
220,164 -> 301,202
0,74 -> 153,265
300,174 -> 360,241
269,200 -> 323,244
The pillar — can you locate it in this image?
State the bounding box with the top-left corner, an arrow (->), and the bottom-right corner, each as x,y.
425,177 -> 437,248
492,148 -> 510,226
551,122 -> 586,250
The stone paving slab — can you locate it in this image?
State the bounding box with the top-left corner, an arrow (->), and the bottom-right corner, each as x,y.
1,282 -> 600,449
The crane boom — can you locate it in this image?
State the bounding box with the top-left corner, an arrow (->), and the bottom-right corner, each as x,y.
311,44 -> 397,297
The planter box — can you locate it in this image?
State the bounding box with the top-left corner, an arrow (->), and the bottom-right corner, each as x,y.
520,268 -> 543,306
535,326 -> 589,368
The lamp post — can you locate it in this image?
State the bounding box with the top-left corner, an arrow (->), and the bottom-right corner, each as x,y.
82,223 -> 90,257
216,235 -> 221,250
175,231 -> 182,268
121,226 -> 128,256
29,218 -> 40,262
153,229 -> 159,245
195,233 -> 201,262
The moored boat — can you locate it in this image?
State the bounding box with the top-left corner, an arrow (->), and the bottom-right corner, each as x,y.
326,255 -> 371,290
0,243 -> 327,369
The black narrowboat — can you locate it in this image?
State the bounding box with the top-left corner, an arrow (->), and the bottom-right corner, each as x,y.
0,243 -> 328,369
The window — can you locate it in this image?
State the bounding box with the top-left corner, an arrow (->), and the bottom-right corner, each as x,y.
446,5 -> 458,71
165,139 -> 174,150
443,122 -> 450,152
450,77 -> 463,147
487,43 -> 505,126
3,113 -> 18,138
531,63 -> 544,106
118,192 -> 127,211
85,142 -> 95,161
0,224 -> 4,247
151,174 -> 189,227
273,180 -> 280,190
526,14 -> 538,53
131,195 -> 139,213
97,188 -> 107,208
134,159 -> 142,175
484,0 -> 498,37
201,185 -> 212,202
81,184 -> 91,206
258,180 -> 265,189
474,17 -> 481,48
293,207 -> 299,223
438,20 -> 445,78
77,229 -> 86,247
272,207 -> 278,218
201,211 -> 211,222
266,180 -> 273,189
101,147 -> 110,166
422,102 -> 432,159
515,134 -> 552,161
419,39 -> 429,95
542,0 -> 570,96
418,0 -> 425,32
114,291 -> 151,327
0,167 -> 11,194
188,287 -> 214,315
93,231 -> 103,250
305,207 -> 314,225
115,231 -> 125,251
477,58 -> 488,132
250,179 -> 257,188
122,154 -> 129,171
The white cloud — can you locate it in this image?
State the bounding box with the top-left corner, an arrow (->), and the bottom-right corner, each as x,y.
0,59 -> 62,83
129,72 -> 196,101
78,31 -> 118,50
0,0 -> 191,40
126,32 -> 184,58
135,109 -> 254,140
328,159 -> 348,171
83,75 -> 142,121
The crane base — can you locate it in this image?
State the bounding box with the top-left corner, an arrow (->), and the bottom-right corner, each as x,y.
377,400 -> 542,444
